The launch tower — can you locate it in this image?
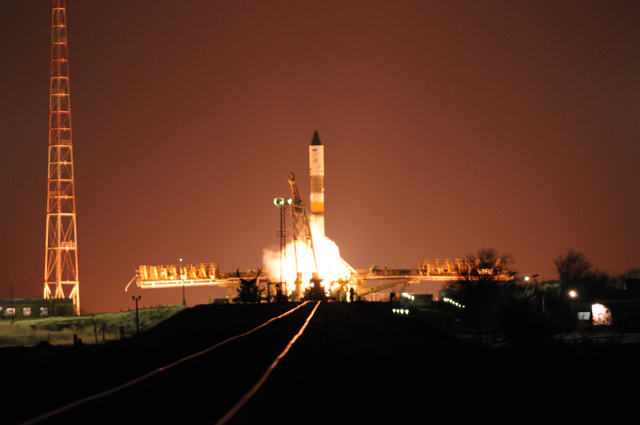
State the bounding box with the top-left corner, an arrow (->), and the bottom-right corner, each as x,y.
44,0 -> 80,314
287,172 -> 318,296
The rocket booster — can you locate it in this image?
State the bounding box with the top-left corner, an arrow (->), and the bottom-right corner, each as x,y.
309,131 -> 325,239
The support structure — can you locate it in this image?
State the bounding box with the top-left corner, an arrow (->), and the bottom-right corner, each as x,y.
274,198 -> 291,295
44,0 -> 80,314
287,173 -> 318,287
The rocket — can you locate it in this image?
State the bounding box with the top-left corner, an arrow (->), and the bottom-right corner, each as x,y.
309,131 -> 325,240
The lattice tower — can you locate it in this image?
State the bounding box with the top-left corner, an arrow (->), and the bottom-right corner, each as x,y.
44,0 -> 80,314
287,173 -> 318,280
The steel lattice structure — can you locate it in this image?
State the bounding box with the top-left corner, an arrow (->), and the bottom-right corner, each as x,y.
44,0 -> 80,314
287,173 -> 318,281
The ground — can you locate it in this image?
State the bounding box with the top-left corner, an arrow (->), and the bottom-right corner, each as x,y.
0,304 -> 186,346
1,302 -> 639,424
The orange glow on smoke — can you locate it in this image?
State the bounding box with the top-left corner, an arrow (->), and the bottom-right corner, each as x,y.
262,236 -> 354,297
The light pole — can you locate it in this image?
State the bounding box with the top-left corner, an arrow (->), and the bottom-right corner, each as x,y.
10,271 -> 14,322
132,295 -> 141,336
274,198 -> 291,299
522,274 -> 543,312
180,258 -> 186,306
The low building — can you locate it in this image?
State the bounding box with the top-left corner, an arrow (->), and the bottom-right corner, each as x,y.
0,298 -> 74,319
568,279 -> 640,331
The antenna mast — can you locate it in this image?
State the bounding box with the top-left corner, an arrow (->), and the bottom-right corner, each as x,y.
44,0 -> 80,314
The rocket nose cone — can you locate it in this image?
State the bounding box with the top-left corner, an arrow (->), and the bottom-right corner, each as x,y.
311,131 -> 322,146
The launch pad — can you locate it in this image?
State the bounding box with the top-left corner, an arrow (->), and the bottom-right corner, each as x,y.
127,257 -> 510,301
127,132 -> 513,300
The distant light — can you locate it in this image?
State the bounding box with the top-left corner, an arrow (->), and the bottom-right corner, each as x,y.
569,290 -> 577,298
274,197 -> 292,207
443,297 -> 464,309
524,276 -> 530,281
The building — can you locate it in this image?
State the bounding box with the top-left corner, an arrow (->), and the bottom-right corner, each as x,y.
0,298 -> 74,319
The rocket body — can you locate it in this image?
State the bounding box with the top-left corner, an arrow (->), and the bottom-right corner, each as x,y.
309,131 -> 325,240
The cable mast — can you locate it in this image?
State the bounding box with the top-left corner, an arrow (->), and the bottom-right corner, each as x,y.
287,173 -> 318,286
44,0 -> 80,314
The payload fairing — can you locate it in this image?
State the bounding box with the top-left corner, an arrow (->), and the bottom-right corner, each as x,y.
309,131 -> 325,240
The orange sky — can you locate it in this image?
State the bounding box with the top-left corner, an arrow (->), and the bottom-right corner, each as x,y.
1,1 -> 638,312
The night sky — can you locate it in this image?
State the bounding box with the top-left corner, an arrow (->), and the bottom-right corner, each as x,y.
1,1 -> 638,313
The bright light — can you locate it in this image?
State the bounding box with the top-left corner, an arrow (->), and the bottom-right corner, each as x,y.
263,234 -> 354,297
443,297 -> 464,309
569,290 -> 577,298
592,303 -> 612,326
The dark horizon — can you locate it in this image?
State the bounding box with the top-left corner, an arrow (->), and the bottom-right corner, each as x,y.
1,1 -> 638,313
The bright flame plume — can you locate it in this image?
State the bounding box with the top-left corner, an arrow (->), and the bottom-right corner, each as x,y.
262,235 -> 355,298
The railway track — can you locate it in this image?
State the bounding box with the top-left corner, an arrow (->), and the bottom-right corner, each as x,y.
23,301 -> 321,424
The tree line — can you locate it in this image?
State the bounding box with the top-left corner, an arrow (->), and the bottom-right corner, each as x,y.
443,247 -> 638,344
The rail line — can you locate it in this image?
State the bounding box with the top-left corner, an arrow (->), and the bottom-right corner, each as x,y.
22,301 -> 315,425
216,300 -> 321,425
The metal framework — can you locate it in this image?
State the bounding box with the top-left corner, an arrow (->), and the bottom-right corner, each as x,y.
274,198 -> 291,295
137,263 -> 219,285
126,266 -> 266,303
44,0 -> 80,314
287,173 -> 318,279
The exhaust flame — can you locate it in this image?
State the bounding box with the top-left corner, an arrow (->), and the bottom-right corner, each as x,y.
262,235 -> 354,298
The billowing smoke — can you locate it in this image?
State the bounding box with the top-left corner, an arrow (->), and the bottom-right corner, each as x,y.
262,235 -> 353,296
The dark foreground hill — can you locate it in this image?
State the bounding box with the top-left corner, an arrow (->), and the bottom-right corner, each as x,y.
1,302 -> 639,424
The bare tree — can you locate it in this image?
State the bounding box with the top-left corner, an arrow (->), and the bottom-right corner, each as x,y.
621,267 -> 640,280
445,248 -> 517,342
459,248 -> 516,280
554,248 -> 592,286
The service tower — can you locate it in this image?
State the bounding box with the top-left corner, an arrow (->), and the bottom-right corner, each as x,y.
309,131 -> 325,241
44,0 -> 80,314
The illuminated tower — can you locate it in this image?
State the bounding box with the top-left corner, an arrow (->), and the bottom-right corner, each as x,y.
44,0 -> 80,314
288,173 -> 318,298
309,131 -> 325,240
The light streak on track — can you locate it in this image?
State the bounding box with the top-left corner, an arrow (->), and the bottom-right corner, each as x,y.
216,300 -> 321,425
21,301 -> 312,425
